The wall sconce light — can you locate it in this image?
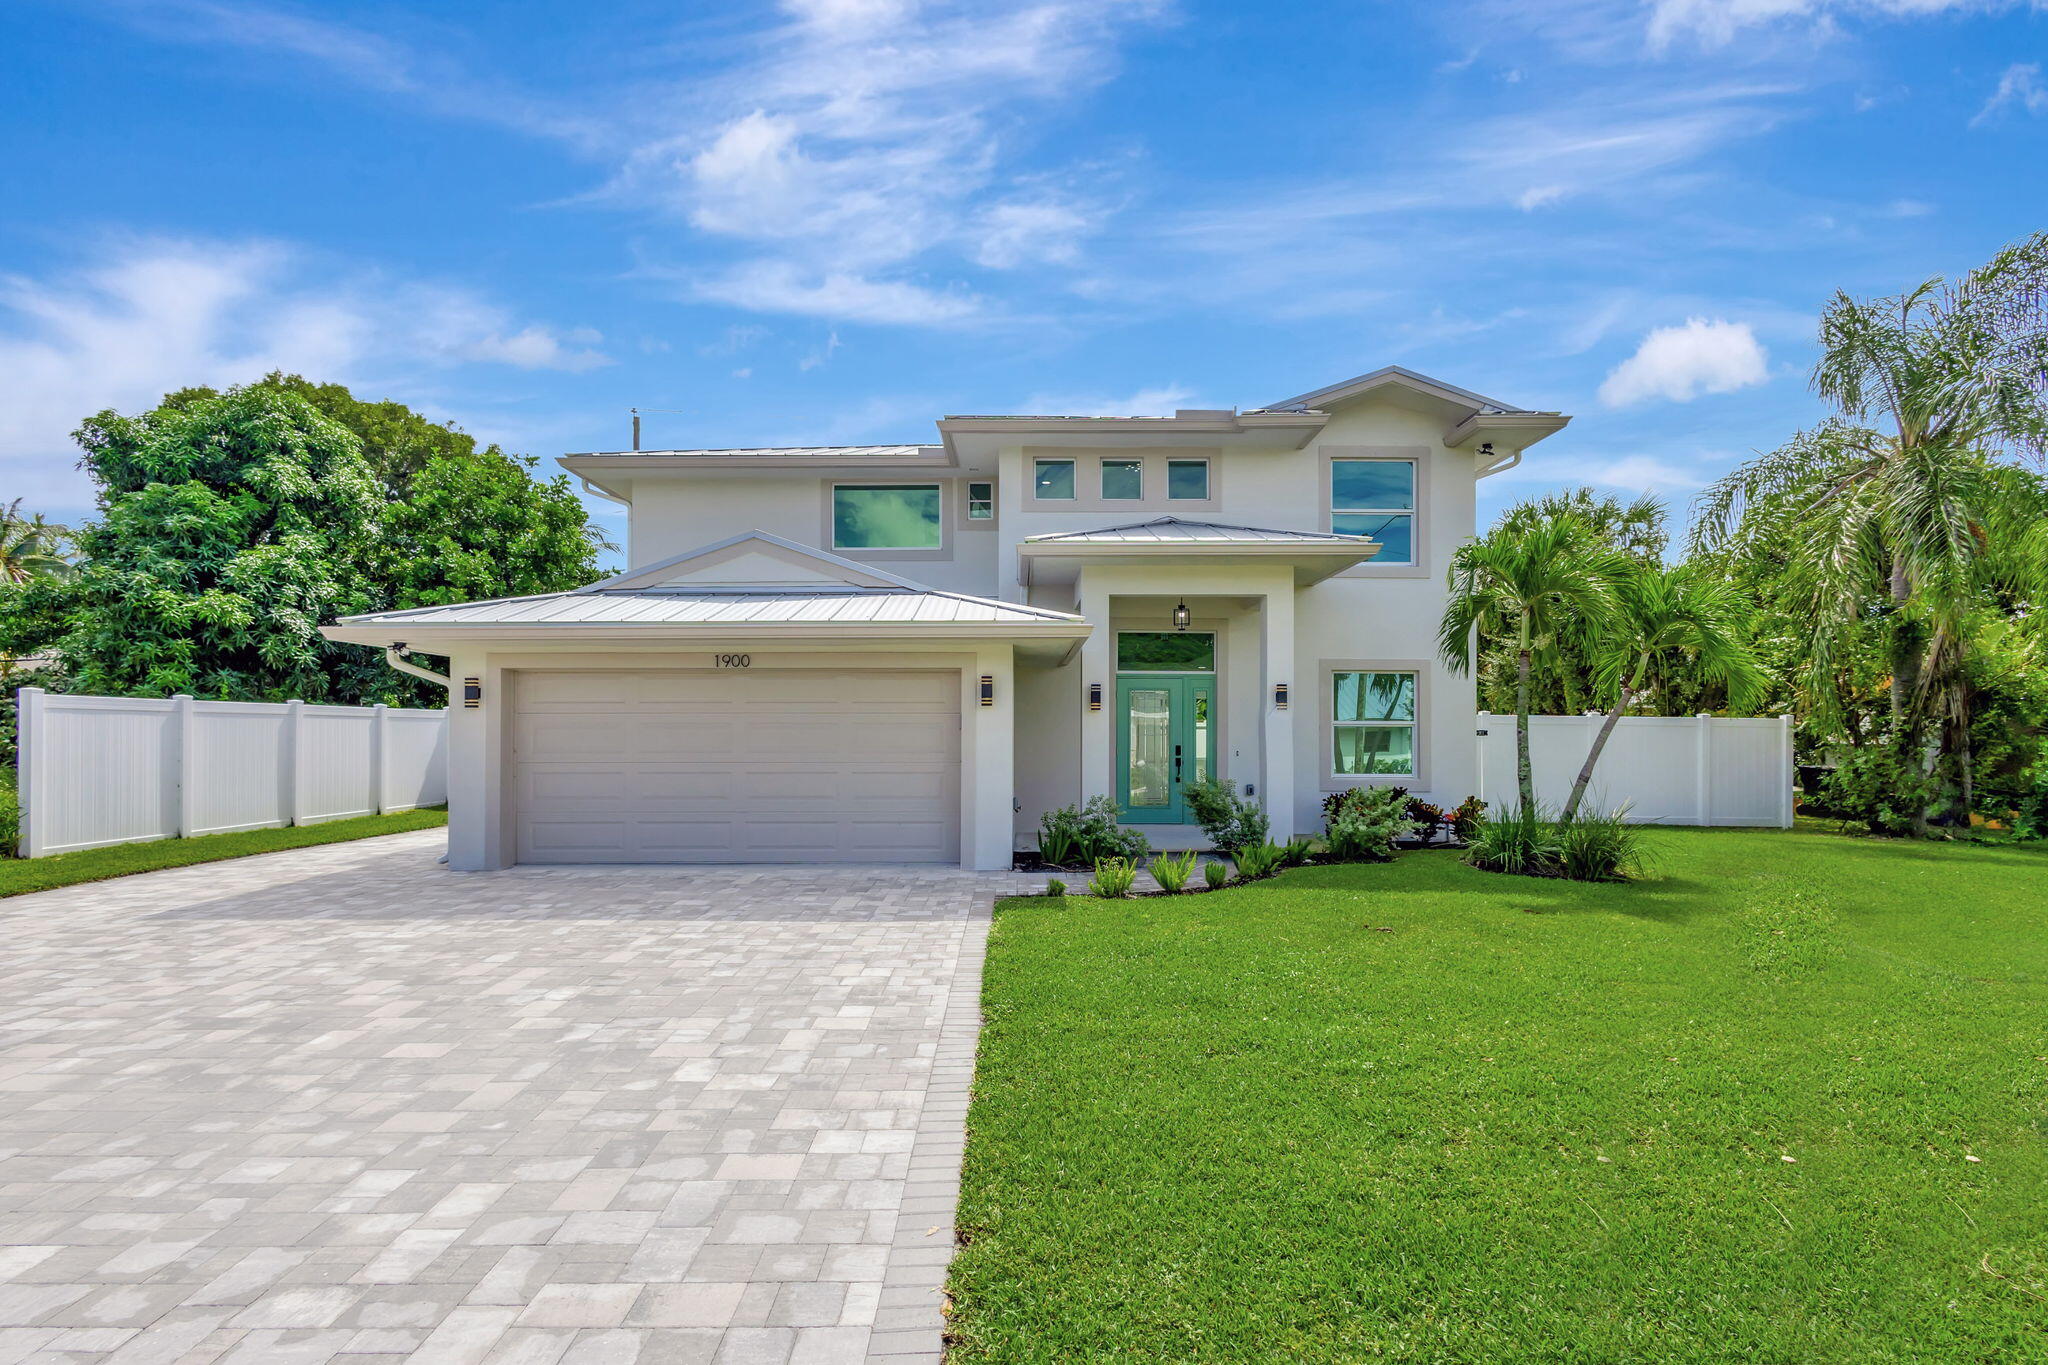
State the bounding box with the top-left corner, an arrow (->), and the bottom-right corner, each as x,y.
463,677 -> 482,709
1172,599 -> 1191,631
979,675 -> 995,707
1088,682 -> 1103,711
1273,682 -> 1289,709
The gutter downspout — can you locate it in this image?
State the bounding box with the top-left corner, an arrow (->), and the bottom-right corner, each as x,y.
383,644 -> 452,688
578,476 -> 629,508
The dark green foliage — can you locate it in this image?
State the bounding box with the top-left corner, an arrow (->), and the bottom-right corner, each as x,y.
1183,777 -> 1268,855
1554,807 -> 1647,882
1277,836 -> 1317,868
0,771 -> 16,856
1203,858 -> 1229,890
1322,785 -> 1419,862
1038,796 -> 1148,866
1045,878 -> 1067,898
1463,802 -> 1566,876
1821,745 -> 1945,836
0,375 -> 608,709
1449,795 -> 1487,838
1465,803 -> 1643,881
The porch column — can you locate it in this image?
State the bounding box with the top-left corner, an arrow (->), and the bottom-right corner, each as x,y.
1077,573 -> 1114,805
1261,586 -> 1297,842
968,645 -> 1016,870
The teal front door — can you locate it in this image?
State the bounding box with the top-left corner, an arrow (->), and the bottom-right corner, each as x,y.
1116,674 -> 1213,824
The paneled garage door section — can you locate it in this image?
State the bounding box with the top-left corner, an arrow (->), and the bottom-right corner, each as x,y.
513,670 -> 961,863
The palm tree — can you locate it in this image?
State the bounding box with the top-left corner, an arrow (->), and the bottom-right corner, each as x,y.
1693,232 -> 2048,832
1560,564 -> 1768,823
1439,518 -> 1631,812
0,500 -> 72,585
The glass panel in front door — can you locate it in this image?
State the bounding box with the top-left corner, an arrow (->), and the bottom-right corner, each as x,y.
1191,685 -> 1211,785
1126,687 -> 1172,809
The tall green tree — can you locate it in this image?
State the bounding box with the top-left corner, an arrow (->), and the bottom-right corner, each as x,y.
1439,517 -> 1631,812
0,377 -> 611,706
1561,564 -> 1767,823
1693,232 -> 2048,832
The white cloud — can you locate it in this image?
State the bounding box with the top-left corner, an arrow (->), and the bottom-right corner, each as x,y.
1515,185 -> 1568,211
1581,454 -> 1707,492
1014,384 -> 1196,416
1645,0 -> 2017,51
1972,62 -> 2048,125
696,262 -> 979,326
0,236 -> 609,509
1598,317 -> 1769,406
607,0 -> 1163,321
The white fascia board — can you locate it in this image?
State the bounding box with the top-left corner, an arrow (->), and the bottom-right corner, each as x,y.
1444,411 -> 1571,450
320,620 -> 1093,648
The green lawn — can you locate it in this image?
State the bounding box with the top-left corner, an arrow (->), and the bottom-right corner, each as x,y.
951,828 -> 2048,1363
0,807 -> 447,898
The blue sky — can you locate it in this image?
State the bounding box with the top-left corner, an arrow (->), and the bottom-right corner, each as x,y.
4,0 -> 2045,556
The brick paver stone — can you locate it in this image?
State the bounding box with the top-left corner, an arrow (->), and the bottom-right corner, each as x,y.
0,830 -> 1033,1364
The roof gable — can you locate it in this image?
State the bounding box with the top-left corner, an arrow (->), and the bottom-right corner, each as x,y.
593,531 -> 921,593
1262,365 -> 1529,417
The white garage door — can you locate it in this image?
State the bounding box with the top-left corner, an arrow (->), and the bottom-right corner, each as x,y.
513,670 -> 961,864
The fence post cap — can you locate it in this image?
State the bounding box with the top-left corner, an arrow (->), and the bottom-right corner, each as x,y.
172,693 -> 193,701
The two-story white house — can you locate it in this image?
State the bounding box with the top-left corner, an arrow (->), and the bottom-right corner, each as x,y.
323,366 -> 1568,871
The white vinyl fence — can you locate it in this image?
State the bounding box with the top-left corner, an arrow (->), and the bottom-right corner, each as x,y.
1476,712 -> 1794,828
15,687 -> 448,858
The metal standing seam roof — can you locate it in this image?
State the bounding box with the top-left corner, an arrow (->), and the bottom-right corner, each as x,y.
565,444 -> 942,460
1023,517 -> 1376,546
334,585 -> 1085,628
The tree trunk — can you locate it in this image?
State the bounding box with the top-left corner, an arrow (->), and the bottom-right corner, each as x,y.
1887,559 -> 1932,837
1562,661 -> 1644,824
1515,636 -> 1535,814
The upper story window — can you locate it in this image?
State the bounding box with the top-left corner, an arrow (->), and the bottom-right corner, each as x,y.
1166,459 -> 1209,500
1101,459 -> 1142,500
832,484 -> 942,550
966,481 -> 994,520
1034,458 -> 1076,500
1331,459 -> 1415,565
1332,670 -> 1416,775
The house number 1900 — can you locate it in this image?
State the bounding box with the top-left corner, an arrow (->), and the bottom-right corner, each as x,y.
714,653 -> 751,669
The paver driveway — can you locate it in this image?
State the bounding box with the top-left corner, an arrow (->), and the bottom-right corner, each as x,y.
0,830 -> 1036,1365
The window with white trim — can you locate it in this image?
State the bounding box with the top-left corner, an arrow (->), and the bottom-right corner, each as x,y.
966,481 -> 994,520
1331,670 -> 1416,775
1166,458 -> 1209,500
1331,459 -> 1415,564
1033,458 -> 1076,499
1100,458 -> 1142,500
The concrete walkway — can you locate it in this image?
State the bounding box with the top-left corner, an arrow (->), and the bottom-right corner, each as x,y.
0,831 -> 1036,1365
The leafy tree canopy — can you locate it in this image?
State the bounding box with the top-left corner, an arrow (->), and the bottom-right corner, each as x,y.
0,376 -> 611,706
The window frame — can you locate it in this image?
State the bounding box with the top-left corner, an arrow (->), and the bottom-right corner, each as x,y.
1318,446 -> 1429,577
824,480 -> 949,560
1318,659 -> 1429,789
963,479 -> 995,525
1165,458 -> 1210,501
1099,458 -> 1144,502
1032,458 -> 1077,501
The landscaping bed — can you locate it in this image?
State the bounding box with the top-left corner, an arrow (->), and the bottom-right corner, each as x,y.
951,826 -> 2048,1362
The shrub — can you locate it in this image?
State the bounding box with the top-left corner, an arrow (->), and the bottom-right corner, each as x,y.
1405,796 -> 1446,839
1321,785 -> 1418,863
1449,796 -> 1487,840
1463,803 -> 1565,876
1738,882 -> 1842,977
1277,836 -> 1316,868
0,774 -> 16,859
1045,877 -> 1066,897
1819,746 -> 1942,836
1149,850 -> 1197,893
1554,807 -> 1645,882
1203,858 -> 1230,890
1183,778 -> 1269,856
1039,796 -> 1149,866
1230,842 -> 1284,881
2001,757 -> 2048,840
1087,857 -> 1139,898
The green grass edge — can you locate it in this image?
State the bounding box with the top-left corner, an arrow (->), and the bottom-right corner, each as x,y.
0,807 -> 447,899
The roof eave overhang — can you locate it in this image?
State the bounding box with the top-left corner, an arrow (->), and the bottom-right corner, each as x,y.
1016,539 -> 1379,587
560,449 -> 960,500
1445,411 -> 1572,452
938,412 -> 1327,459
321,620 -> 1092,649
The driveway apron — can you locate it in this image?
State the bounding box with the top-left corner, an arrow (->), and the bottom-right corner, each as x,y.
0,830 -> 1033,1365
